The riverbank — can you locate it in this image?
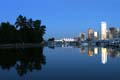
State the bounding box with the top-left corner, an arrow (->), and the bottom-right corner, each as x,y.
0,43 -> 44,49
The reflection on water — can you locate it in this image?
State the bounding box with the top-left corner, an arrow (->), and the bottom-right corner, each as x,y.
88,46 -> 94,56
0,47 -> 46,76
94,47 -> 98,54
0,44 -> 120,79
101,48 -> 107,64
48,43 -> 120,64
79,46 -> 120,64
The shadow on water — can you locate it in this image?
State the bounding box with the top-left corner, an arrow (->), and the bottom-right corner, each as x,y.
0,47 -> 46,76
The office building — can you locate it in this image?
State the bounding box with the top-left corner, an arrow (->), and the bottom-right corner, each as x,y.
80,32 -> 86,41
109,27 -> 116,38
101,22 -> 107,40
94,31 -> 98,40
88,28 -> 94,40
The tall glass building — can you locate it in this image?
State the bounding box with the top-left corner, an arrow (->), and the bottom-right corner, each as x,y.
101,22 -> 107,40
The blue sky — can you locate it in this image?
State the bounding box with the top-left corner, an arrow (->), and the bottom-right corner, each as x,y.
0,0 -> 120,39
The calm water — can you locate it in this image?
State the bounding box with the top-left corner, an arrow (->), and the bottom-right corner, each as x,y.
0,46 -> 120,80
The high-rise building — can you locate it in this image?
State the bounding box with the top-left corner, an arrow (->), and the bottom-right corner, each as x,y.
101,22 -> 107,40
88,28 -> 94,40
116,28 -> 120,38
109,27 -> 116,38
106,30 -> 111,39
80,32 -> 86,41
94,31 -> 98,40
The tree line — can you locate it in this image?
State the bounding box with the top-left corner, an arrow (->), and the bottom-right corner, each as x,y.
0,15 -> 46,44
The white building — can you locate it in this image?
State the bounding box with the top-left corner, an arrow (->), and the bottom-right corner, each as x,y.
55,38 -> 76,42
62,38 -> 75,42
94,31 -> 98,40
101,22 -> 107,40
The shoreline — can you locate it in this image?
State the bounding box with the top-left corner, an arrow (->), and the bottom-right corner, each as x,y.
0,43 -> 44,49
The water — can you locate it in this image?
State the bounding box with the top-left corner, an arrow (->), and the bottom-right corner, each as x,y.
0,46 -> 120,80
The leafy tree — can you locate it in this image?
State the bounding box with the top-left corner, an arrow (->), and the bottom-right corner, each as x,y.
0,22 -> 18,43
48,37 -> 55,41
15,15 -> 27,29
15,15 -> 46,43
0,15 -> 46,44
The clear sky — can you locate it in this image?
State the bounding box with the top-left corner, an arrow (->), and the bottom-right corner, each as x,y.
0,0 -> 120,39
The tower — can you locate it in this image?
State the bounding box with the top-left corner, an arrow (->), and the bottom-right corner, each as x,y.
94,31 -> 98,40
88,28 -> 94,40
80,32 -> 86,41
101,22 -> 107,40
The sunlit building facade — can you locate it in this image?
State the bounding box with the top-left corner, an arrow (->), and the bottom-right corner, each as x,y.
101,22 -> 107,40
94,31 -> 99,40
88,28 -> 94,40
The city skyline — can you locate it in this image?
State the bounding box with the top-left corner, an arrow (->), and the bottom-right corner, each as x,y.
55,21 -> 120,41
0,0 -> 120,79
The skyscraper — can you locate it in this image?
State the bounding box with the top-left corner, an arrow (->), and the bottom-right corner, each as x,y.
101,22 -> 107,40
109,27 -> 116,38
80,32 -> 86,41
94,31 -> 98,40
88,28 -> 94,40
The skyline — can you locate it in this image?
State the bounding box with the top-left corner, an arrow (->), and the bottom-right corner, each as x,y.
0,0 -> 120,39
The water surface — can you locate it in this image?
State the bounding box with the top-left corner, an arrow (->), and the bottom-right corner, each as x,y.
0,46 -> 120,80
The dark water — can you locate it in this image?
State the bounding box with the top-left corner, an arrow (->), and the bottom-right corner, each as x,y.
0,46 -> 120,80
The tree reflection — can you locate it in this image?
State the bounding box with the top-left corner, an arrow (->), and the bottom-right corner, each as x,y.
0,47 -> 46,76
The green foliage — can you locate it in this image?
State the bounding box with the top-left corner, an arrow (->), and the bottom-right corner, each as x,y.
0,15 -> 46,43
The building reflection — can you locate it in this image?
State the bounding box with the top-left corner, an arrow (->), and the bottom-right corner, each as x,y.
94,47 -> 98,55
107,48 -> 120,58
88,47 -> 94,56
80,47 -> 85,54
101,48 -> 107,64
47,44 -> 120,64
78,46 -> 120,64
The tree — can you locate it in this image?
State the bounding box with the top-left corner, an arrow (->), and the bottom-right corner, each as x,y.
48,37 -> 55,41
33,20 -> 41,30
15,15 -> 27,29
15,15 -> 46,43
0,22 -> 17,43
0,15 -> 46,44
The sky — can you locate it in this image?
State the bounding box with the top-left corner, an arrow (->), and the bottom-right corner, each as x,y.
0,0 -> 120,39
